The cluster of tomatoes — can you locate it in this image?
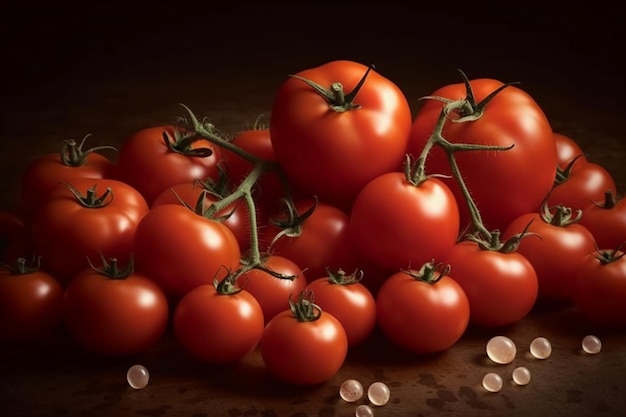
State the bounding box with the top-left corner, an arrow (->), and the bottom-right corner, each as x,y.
1,60 -> 625,386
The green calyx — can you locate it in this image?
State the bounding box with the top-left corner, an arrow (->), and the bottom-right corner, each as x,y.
87,253 -> 134,280
60,134 -> 117,167
595,245 -> 626,265
540,199 -> 582,227
162,127 -> 214,158
402,260 -> 450,284
289,64 -> 375,112
0,256 -> 42,275
326,268 -> 364,285
64,182 -> 113,208
289,289 -> 322,322
465,226 -> 540,254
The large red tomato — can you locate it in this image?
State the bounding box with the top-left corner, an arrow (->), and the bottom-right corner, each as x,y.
502,205 -> 596,300
19,135 -> 116,220
442,238 -> 538,327
0,257 -> 64,344
269,60 -> 412,211
260,289 -> 348,385
133,204 -> 241,300
115,125 -> 222,205
63,257 -> 169,356
350,172 -> 459,272
376,262 -> 470,354
30,178 -> 149,285
173,279 -> 264,364
407,76 -> 556,231
305,269 -> 377,347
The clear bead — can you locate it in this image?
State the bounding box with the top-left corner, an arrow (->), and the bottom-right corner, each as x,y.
340,379 -> 364,402
582,335 -> 602,354
512,366 -> 531,385
486,335 -> 517,364
367,381 -> 390,406
530,336 -> 552,359
126,364 -> 150,389
355,404 -> 375,417
482,372 -> 503,392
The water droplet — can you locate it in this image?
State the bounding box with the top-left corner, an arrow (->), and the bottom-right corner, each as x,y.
127,364 -> 150,389
582,335 -> 601,354
482,372 -> 503,392
486,335 -> 516,364
512,366 -> 531,385
355,404 -> 375,417
367,381 -> 390,406
340,379 -> 364,402
530,336 -> 552,359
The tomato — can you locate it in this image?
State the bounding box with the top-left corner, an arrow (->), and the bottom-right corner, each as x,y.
572,249 -> 626,328
63,256 -> 169,355
407,76 -> 556,231
19,135 -> 116,220
236,254 -> 307,324
173,278 -> 264,365
220,125 -> 284,215
554,132 -> 587,170
115,125 -> 222,205
260,289 -> 348,385
305,269 -> 376,347
151,181 -> 252,252
376,262 -> 470,354
442,238 -> 538,327
263,198 -> 360,281
502,204 -> 596,300
133,204 -> 241,300
349,171 -> 459,272
30,178 -> 149,285
269,60 -> 412,211
0,257 -> 63,344
579,191 -> 626,250
548,156 -> 616,213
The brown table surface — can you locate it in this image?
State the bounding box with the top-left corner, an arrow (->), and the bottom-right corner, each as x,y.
1,3 -> 624,417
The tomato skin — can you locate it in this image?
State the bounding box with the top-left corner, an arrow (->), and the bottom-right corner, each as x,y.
548,158 -> 617,212
270,60 -> 412,211
260,308 -> 348,385
579,193 -> 626,250
305,274 -> 377,347
572,250 -> 626,328
350,173 -> 459,271
502,212 -> 596,300
263,198 -> 360,281
19,141 -> 115,220
236,255 -> 307,324
376,268 -> 470,354
443,241 -> 538,327
115,125 -> 222,205
173,284 -> 264,364
133,204 -> 241,300
554,132 -> 587,170
151,182 -> 252,252
63,265 -> 169,356
0,260 -> 64,344
30,178 -> 149,285
407,78 -> 556,231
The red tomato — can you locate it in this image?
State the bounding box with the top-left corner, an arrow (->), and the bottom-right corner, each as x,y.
30,178 -> 149,285
236,254 -> 307,324
572,249 -> 626,328
0,257 -> 63,344
115,125 -> 222,205
260,289 -> 348,385
579,191 -> 626,250
305,269 -> 376,347
174,278 -> 264,364
554,132 -> 587,170
220,126 -> 284,215
269,60 -> 412,211
19,135 -> 116,220
443,239 -> 538,327
63,257 -> 169,356
548,157 -> 617,213
151,181 -> 252,252
350,172 -> 459,272
376,262 -> 470,354
133,204 -> 241,300
502,205 -> 596,300
407,77 -> 556,231
263,198 -> 360,281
